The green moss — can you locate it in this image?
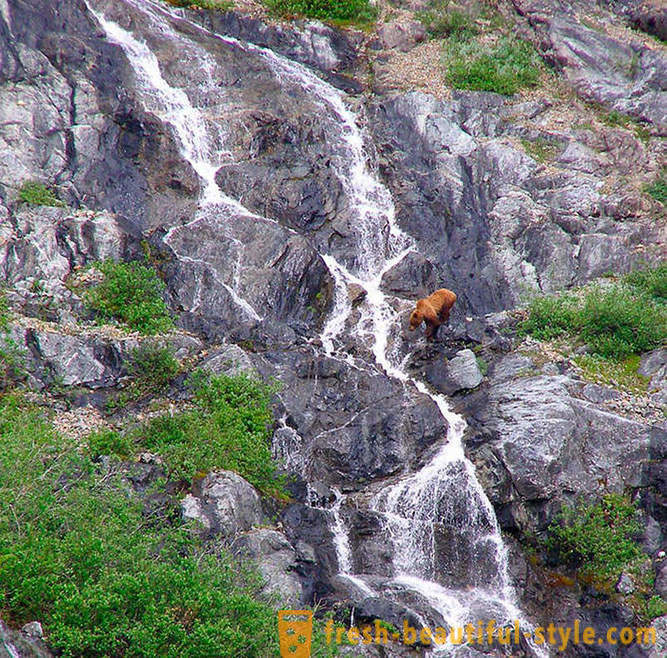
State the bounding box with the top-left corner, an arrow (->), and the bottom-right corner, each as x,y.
18,181 -> 66,208
644,173 -> 667,205
83,260 -> 174,335
574,354 -> 649,394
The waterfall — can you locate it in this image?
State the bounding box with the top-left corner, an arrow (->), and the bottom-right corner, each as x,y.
86,1 -> 542,653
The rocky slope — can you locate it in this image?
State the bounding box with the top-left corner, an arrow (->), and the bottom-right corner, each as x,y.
0,0 -> 665,656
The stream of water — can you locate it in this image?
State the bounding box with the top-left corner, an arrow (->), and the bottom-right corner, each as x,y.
87,1 -> 540,653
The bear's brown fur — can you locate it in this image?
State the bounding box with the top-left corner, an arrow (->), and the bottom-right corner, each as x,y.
408,288 -> 457,341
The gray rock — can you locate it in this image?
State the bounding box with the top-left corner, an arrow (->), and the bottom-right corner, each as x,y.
20,622 -> 43,639
0,618 -> 52,657
647,615 -> 667,658
534,15 -> 666,130
462,355 -> 663,532
186,471 -> 262,538
426,349 -> 483,395
201,344 -> 256,377
616,571 -> 635,595
377,20 -> 426,52
233,529 -> 303,606
639,349 -> 667,404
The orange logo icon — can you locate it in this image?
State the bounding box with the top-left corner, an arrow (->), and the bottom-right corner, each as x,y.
278,610 -> 313,657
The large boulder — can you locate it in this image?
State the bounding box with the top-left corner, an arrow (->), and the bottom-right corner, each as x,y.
233,529 -> 303,607
462,353 -> 665,533
181,470 -> 262,537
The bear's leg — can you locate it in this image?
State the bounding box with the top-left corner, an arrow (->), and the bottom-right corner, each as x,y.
425,322 -> 439,341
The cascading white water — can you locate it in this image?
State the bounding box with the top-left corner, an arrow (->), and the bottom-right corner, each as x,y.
87,1 -> 542,653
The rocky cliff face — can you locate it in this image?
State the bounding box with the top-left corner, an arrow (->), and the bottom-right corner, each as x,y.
0,0 -> 665,656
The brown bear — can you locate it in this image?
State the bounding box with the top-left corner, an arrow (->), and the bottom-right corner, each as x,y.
408,288 -> 457,341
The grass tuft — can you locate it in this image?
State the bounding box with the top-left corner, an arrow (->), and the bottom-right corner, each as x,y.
264,0 -> 377,25
443,36 -> 542,96
18,181 -> 66,208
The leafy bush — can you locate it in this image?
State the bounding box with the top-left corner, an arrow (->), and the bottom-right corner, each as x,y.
105,372 -> 287,496
578,284 -> 664,359
18,181 -> 65,207
519,293 -> 581,341
521,276 -> 666,359
444,36 -> 542,95
546,494 -> 643,584
623,263 -> 667,301
0,394 -> 279,656
264,0 -> 377,24
417,1 -> 478,40
83,260 -> 174,335
127,344 -> 180,395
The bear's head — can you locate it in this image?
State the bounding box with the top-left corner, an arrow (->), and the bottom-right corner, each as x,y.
408,309 -> 423,331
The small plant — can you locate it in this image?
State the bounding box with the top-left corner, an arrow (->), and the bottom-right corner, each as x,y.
519,293 -> 581,341
443,36 -> 542,95
0,292 -> 26,390
166,0 -> 234,9
644,173 -> 667,205
578,284 -> 664,359
417,1 -> 478,40
475,356 -> 488,376
520,276 -> 666,360
18,181 -> 65,207
0,393 -> 280,656
624,263 -> 667,300
520,137 -> 561,163
545,494 -> 642,585
83,260 -> 174,335
127,344 -> 180,395
264,0 -> 377,26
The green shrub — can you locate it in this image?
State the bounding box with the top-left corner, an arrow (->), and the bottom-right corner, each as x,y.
264,0 -> 377,24
0,393 -> 279,656
578,284 -> 665,359
519,293 -> 581,341
444,36 -> 542,95
126,372 -> 286,496
18,181 -> 65,207
127,344 -> 180,395
644,174 -> 666,205
546,494 -> 643,584
165,0 -> 234,9
83,260 -> 174,335
417,1 -> 478,40
0,292 -> 26,390
624,263 -> 667,300
521,278 -> 666,360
